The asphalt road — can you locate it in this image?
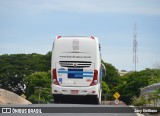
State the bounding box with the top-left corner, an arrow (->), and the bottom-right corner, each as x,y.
0,103 -> 140,116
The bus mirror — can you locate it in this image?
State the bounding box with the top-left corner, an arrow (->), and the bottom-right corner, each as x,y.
101,63 -> 106,77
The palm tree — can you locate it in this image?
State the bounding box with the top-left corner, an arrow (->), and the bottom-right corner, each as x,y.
148,89 -> 160,107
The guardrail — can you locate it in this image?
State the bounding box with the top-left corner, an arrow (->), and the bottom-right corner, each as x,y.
140,83 -> 160,107
140,83 -> 160,96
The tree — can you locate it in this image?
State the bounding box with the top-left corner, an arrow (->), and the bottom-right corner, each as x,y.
0,54 -> 29,95
0,52 -> 52,96
148,89 -> 160,106
102,61 -> 120,89
101,81 -> 110,100
145,68 -> 160,85
25,71 -> 52,103
116,69 -> 160,104
101,61 -> 121,100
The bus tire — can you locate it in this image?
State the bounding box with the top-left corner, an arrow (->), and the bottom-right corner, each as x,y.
53,94 -> 61,103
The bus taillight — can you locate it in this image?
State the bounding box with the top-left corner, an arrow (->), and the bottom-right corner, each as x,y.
52,69 -> 60,85
57,36 -> 61,39
90,69 -> 98,86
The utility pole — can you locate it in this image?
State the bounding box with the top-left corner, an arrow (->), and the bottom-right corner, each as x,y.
133,23 -> 138,71
35,86 -> 42,104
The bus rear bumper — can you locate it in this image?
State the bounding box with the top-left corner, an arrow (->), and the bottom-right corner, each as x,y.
52,84 -> 100,96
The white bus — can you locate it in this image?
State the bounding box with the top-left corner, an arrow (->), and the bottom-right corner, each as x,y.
51,36 -> 105,104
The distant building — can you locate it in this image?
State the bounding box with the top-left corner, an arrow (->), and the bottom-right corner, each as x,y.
119,70 -> 128,76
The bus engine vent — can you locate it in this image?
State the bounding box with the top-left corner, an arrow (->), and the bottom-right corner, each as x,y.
59,61 -> 92,68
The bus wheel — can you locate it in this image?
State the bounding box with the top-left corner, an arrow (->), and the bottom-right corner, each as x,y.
53,94 -> 61,103
88,95 -> 100,104
95,94 -> 101,105
54,98 -> 59,103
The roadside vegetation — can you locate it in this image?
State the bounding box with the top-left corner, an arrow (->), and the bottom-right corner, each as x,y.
0,52 -> 160,104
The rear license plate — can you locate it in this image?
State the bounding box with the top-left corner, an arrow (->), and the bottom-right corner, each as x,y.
71,90 -> 78,94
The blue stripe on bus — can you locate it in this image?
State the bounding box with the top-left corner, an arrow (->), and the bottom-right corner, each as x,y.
74,75 -> 93,78
58,70 -> 93,74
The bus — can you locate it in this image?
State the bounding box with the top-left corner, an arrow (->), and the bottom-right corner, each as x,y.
51,36 -> 105,104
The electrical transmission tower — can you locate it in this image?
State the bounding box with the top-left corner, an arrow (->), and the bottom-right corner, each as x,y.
133,23 -> 138,71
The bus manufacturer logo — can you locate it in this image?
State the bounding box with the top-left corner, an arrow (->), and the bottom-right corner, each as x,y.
72,40 -> 79,51
74,63 -> 77,67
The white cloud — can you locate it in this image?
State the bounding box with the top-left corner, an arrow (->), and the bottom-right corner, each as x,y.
0,0 -> 160,16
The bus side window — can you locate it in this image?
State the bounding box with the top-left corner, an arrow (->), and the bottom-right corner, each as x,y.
100,68 -> 103,80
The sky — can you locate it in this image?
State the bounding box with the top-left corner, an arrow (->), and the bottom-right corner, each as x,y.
0,0 -> 160,71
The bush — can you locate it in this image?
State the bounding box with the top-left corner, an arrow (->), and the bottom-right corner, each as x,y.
131,96 -> 147,106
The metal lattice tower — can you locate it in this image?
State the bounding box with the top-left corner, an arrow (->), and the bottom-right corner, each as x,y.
133,23 -> 138,71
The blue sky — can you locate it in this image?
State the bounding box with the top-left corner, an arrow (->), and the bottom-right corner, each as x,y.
0,0 -> 160,71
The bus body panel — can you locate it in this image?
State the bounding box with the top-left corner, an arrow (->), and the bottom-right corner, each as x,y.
51,36 -> 102,104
